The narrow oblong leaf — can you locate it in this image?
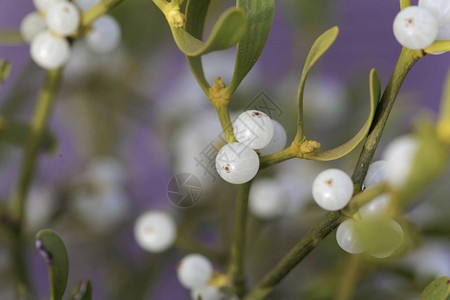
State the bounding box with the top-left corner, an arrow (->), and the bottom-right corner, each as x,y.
304,68 -> 380,161
425,41 -> 450,54
296,27 -> 339,140
170,8 -> 247,57
36,230 -> 69,300
0,60 -> 11,88
420,276 -> 450,300
0,30 -> 24,45
400,0 -> 411,10
71,280 -> 92,300
227,0 -> 275,95
0,120 -> 56,151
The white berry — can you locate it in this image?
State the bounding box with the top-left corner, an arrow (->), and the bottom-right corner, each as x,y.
215,143 -> 259,184
259,120 -> 287,156
31,31 -> 71,69
46,1 -> 81,36
312,169 -> 353,211
437,23 -> 450,40
134,211 -> 177,253
233,110 -> 274,149
336,219 -> 364,254
86,15 -> 121,54
20,12 -> 47,43
359,194 -> 392,221
393,6 -> 439,50
382,135 -> 419,188
74,0 -> 100,11
418,0 -> 450,26
363,160 -> 388,189
33,0 -> 63,13
249,179 -> 289,220
191,286 -> 224,300
177,254 -> 213,289
85,157 -> 126,187
368,220 -> 404,258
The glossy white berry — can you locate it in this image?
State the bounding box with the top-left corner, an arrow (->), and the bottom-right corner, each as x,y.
134,211 -> 177,253
86,15 -> 121,54
437,23 -> 450,40
259,120 -> 287,156
336,219 -> 364,254
20,12 -> 47,43
249,179 -> 289,220
369,220 -> 404,258
359,194 -> 392,221
46,1 -> 80,36
30,31 -> 71,69
312,169 -> 353,211
215,143 -> 259,184
191,285 -> 224,300
382,135 -> 419,188
233,110 -> 274,149
363,160 -> 388,189
393,6 -> 439,50
74,0 -> 100,11
418,0 -> 450,26
177,254 -> 213,289
33,0 -> 63,13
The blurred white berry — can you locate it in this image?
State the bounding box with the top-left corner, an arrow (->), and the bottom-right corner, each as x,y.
191,285 -> 224,300
86,15 -> 121,54
33,0 -> 63,13
312,169 -> 353,211
74,0 -> 100,11
259,120 -> 287,156
418,0 -> 450,26
359,194 -> 392,221
134,211 -> 177,253
26,185 -> 56,230
363,160 -> 388,189
336,219 -> 365,254
84,156 -> 126,188
233,110 -> 274,149
20,12 -> 47,43
393,6 -> 439,50
177,254 -> 213,289
249,179 -> 290,220
382,135 -> 419,188
215,143 -> 259,184
46,1 -> 80,36
368,220 -> 404,258
31,31 -> 71,69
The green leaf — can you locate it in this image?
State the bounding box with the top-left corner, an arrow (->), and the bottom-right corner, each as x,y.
437,68 -> 450,144
0,60 -> 11,89
36,230 -> 69,300
0,30 -> 24,45
400,0 -> 411,10
296,27 -> 339,140
227,0 -> 275,95
420,277 -> 450,300
304,68 -> 380,161
71,280 -> 92,300
425,41 -> 450,54
169,7 -> 247,57
0,119 -> 56,151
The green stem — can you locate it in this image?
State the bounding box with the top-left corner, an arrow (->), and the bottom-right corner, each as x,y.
228,182 -> 252,297
213,101 -> 236,143
259,146 -> 297,169
335,255 -> 362,300
244,48 -> 421,300
81,0 -> 127,27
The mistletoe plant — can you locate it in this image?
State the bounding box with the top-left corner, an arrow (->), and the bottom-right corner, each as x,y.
0,0 -> 450,299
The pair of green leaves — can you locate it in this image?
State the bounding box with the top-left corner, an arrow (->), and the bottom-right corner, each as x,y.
153,0 -> 274,97
36,230 -> 92,300
293,27 -> 381,161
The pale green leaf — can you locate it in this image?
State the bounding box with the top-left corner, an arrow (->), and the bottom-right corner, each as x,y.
296,27 -> 339,140
36,230 -> 69,300
400,0 -> 411,10
420,276 -> 450,300
304,68 -> 380,161
0,30 -> 24,45
170,8 -> 247,57
71,280 -> 92,300
425,41 -> 450,54
227,0 -> 275,95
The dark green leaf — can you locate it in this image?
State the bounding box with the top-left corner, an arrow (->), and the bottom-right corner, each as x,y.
0,30 -> 24,45
420,276 -> 450,300
0,120 -> 56,151
305,68 -> 380,161
227,0 -> 275,95
36,230 -> 69,300
71,280 -> 92,300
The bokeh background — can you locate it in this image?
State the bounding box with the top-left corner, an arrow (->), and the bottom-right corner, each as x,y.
0,0 -> 449,299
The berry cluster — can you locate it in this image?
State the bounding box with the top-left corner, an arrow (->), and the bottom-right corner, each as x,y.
20,0 -> 121,69
215,110 -> 285,184
393,0 -> 450,50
